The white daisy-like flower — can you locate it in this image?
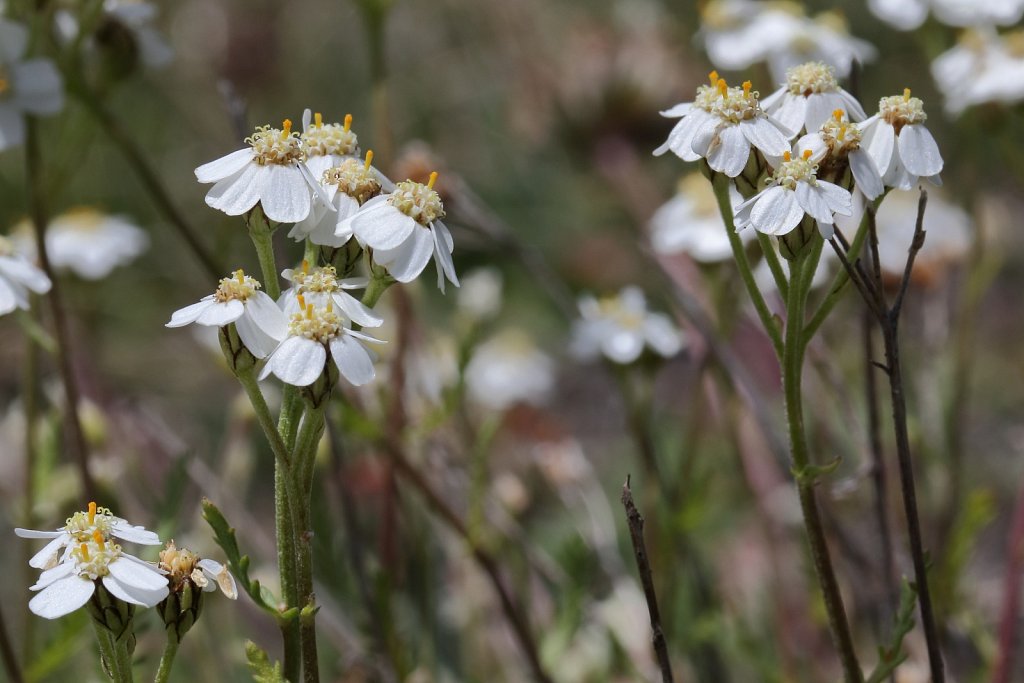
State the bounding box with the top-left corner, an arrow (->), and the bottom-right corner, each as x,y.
259,295 -> 383,387
932,29 -> 1024,115
343,172 -> 460,291
649,174 -> 752,262
700,0 -> 807,72
797,109 -> 884,200
0,234 -> 51,315
159,541 -> 237,599
300,109 -> 360,180
571,286 -> 684,364
761,62 -> 866,137
874,0 -> 1024,29
868,0 -> 930,30
279,261 -> 381,329
465,328 -> 555,411
456,267 -> 503,320
288,151 -> 384,247
860,89 -> 944,191
13,208 -> 148,280
655,73 -> 790,177
734,148 -> 853,239
165,269 -> 286,359
766,11 -> 876,83
28,531 -> 168,619
194,119 -> 327,224
0,19 -> 64,151
16,502 -> 162,571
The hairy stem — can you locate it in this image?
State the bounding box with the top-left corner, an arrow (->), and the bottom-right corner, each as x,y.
247,209 -> 281,300
152,640 -> 179,683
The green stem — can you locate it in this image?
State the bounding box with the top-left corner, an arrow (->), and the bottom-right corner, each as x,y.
783,250 -> 863,683
247,209 -> 281,299
152,640 -> 179,683
114,637 -> 134,683
361,271 -> 394,309
803,209 -> 873,341
292,404 -> 325,683
93,623 -> 130,683
711,172 -> 783,357
295,405 -> 326,496
756,232 -> 790,301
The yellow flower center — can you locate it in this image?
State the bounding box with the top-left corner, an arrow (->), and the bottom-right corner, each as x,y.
322,153 -> 381,205
880,88 -> 928,128
694,72 -> 761,123
71,533 -> 121,580
819,108 -> 862,152
159,540 -> 201,588
786,61 -> 839,96
288,295 -> 341,342
772,149 -> 819,190
597,297 -> 644,331
65,501 -> 116,542
214,269 -> 261,302
290,262 -> 340,294
246,120 -> 306,165
387,172 -> 445,225
301,112 -> 360,158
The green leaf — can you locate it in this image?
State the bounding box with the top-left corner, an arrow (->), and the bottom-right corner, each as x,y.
245,640 -> 286,683
865,579 -> 918,683
201,498 -> 279,617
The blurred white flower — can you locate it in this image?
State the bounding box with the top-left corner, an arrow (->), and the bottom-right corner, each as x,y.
874,189 -> 971,287
0,235 -> 50,315
735,149 -> 852,239
166,270 -> 286,359
754,243 -> 835,293
289,152 -> 384,248
0,19 -> 64,151
14,208 -> 147,279
279,262 -> 381,329
104,0 -> 174,67
860,89 -> 944,191
465,329 -> 554,411
194,119 -> 327,224
649,174 -> 752,262
932,29 -> 1024,115
761,61 -> 866,137
766,11 -> 876,83
871,0 -> 1024,29
654,72 -> 789,177
457,267 -> 503,319
259,295 -> 382,387
571,286 -> 684,364
342,172 -> 459,291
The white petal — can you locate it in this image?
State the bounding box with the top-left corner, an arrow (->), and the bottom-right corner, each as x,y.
849,149 -> 884,200
769,95 -> 808,137
351,203 -> 417,250
0,277 -> 17,315
243,292 -> 288,341
797,133 -> 828,163
602,330 -> 644,364
796,182 -> 834,224
235,313 -> 279,359
266,336 -> 326,387
10,60 -> 64,115
111,522 -> 161,545
103,575 -> 169,607
805,94 -> 840,133
195,300 -> 244,327
654,109 -> 715,160
743,116 -> 791,156
760,87 -> 787,111
31,561 -> 74,590
331,291 -> 382,328
897,124 -> 943,177
108,556 -> 168,591
750,186 -> 805,236
14,528 -> 64,539
815,181 -> 854,216
430,223 -> 459,292
330,335 -> 376,386
259,164 -> 313,224
0,20 -> 29,62
0,256 -> 51,293
861,119 -> 895,176
839,91 -> 867,121
644,315 -> 684,357
689,117 -> 723,157
658,102 -> 692,118
707,124 -> 751,178
198,559 -> 237,598
206,164 -> 262,216
195,149 -> 254,184
166,298 -> 215,328
29,575 -> 94,619
372,226 -> 434,283
304,154 -> 335,181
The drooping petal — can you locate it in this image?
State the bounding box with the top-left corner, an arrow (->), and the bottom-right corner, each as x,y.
243,292 -> 288,341
165,298 -> 215,328
351,203 -> 417,250
235,311 -> 280,359
195,300 -> 244,327
330,335 -> 375,386
259,164 -> 313,224
103,575 -> 169,607
815,181 -> 854,216
849,149 -> 884,200
839,91 -> 867,121
430,223 -> 460,292
111,522 -> 161,545
194,149 -> 254,184
29,575 -> 94,619
372,225 -> 434,283
768,94 -> 807,137
750,186 -> 805,236
205,164 -> 262,216
796,182 -> 834,224
897,124 -> 943,177
860,118 -> 895,176
197,559 -> 237,598
689,116 -> 723,158
30,561 -> 74,590
107,556 -> 168,592
741,116 -> 791,157
262,336 -> 326,387
707,124 -> 751,178
331,292 -> 382,328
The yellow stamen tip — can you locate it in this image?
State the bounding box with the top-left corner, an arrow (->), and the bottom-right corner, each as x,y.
742,80 -> 752,94
708,70 -> 719,86
80,543 -> 89,561
833,109 -> 844,121
783,151 -> 792,162
314,112 -> 323,128
343,114 -> 353,132
903,87 -> 911,100
92,530 -> 105,549
235,269 -> 245,284
716,78 -> 728,95
88,501 -> 97,524
282,119 -> 292,134
301,259 -> 309,274
327,301 -> 333,313
296,294 -> 306,310
427,171 -> 439,189
305,303 -> 314,319
802,149 -> 813,160
364,150 -> 374,170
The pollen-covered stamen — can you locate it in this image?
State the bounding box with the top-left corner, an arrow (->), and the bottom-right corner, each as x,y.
65,503 -> 115,541
159,540 -> 202,590
879,88 -> 928,129
321,157 -> 381,204
214,269 -> 261,302
388,177 -> 446,225
290,264 -> 340,294
288,300 -> 342,342
772,149 -> 820,190
72,537 -> 121,580
302,114 -> 360,158
786,61 -> 839,96
88,501 -> 97,525
819,109 -> 862,153
314,112 -> 323,128
246,122 -> 306,165
694,76 -> 762,123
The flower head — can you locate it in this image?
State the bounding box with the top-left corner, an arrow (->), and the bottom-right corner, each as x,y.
0,20 -> 64,151
761,61 -> 866,136
649,174 -> 752,261
798,109 -> 884,199
280,261 -> 382,328
301,110 -> 360,178
860,89 -> 943,190
159,541 -> 236,599
465,329 -> 555,411
289,151 -> 384,247
571,287 -> 684,364
0,234 -> 51,316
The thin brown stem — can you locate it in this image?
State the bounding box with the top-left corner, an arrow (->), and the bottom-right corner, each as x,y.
992,478 -> 1024,683
621,477 -> 675,683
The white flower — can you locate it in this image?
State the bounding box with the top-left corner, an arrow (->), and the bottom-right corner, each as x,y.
194,119 -> 327,224
456,267 -> 503,319
14,208 -> 148,279
0,235 -> 51,315
860,89 -> 944,191
798,109 -> 884,200
465,329 -> 555,411
0,19 -> 64,151
874,190 -> 971,286
299,109 -> 360,180
279,261 -> 382,329
159,541 -> 237,599
28,532 -> 168,619
649,174 -> 752,262
868,0 -> 930,30
766,12 -> 876,83
259,295 -> 383,387
166,270 -> 286,359
699,0 -> 807,72
734,149 -> 853,239
654,73 -> 790,177
761,62 -> 866,137
932,0 -> 1024,26
571,286 -> 684,364
343,172 -> 460,291
15,502 -> 161,571
288,152 -> 384,247
932,29 -> 1024,115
